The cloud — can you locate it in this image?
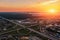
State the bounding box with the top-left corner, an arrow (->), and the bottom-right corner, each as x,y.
41,0 -> 59,5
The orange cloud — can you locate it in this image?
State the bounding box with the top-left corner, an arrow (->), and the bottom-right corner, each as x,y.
0,6 -> 42,12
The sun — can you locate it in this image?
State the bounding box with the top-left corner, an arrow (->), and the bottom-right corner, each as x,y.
45,8 -> 58,16
48,9 -> 57,13
49,9 -> 56,13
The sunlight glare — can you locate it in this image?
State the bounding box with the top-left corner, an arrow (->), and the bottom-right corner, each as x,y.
48,9 -> 56,13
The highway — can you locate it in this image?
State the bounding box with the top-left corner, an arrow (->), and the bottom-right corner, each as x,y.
0,16 -> 59,40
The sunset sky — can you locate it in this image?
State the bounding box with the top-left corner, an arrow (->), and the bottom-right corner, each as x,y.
0,0 -> 60,12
